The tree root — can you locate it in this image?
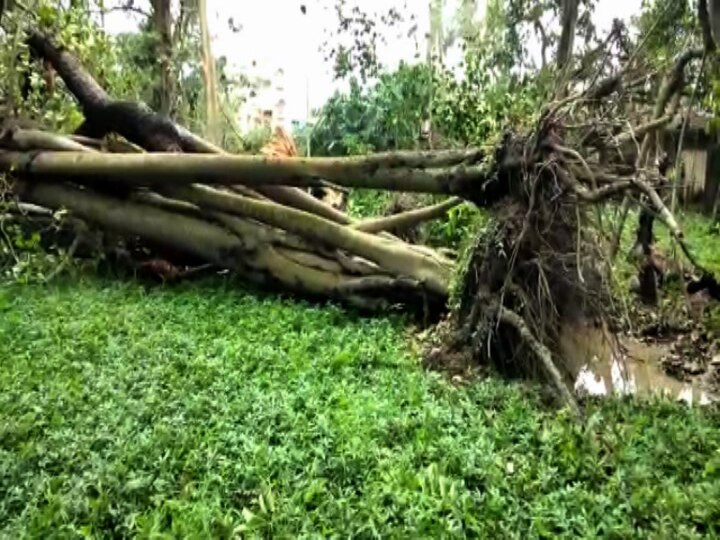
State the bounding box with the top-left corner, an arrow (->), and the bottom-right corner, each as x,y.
499,307 -> 581,416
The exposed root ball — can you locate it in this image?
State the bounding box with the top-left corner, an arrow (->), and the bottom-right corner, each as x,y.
433,141 -> 614,412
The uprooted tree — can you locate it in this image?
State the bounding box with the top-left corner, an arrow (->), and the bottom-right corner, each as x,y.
2,2 -> 719,414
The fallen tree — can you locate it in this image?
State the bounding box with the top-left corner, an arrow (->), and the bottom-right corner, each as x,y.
1,28 -> 714,414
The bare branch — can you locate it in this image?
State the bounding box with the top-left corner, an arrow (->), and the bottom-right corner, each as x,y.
352,197 -> 463,234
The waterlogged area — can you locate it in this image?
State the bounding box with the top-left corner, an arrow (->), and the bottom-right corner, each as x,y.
561,325 -> 718,405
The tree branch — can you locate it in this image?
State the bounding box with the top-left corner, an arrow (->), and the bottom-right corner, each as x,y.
352,197 -> 463,233
499,307 -> 581,417
0,151 -> 491,197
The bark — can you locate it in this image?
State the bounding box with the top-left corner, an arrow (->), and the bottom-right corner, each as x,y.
169,184 -> 452,295
26,31 -> 181,152
25,31 -> 108,107
709,0 -> 720,49
15,181 -> 444,310
0,151 -> 493,198
197,0 -> 221,144
175,123 -> 355,222
352,197 -> 463,234
17,181 -> 242,266
0,127 -> 97,153
634,206 -> 660,305
556,0 -> 579,72
150,0 -> 176,116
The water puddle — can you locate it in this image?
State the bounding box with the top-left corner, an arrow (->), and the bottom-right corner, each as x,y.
559,324 -> 716,405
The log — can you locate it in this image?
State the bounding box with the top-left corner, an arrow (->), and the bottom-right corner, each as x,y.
15,181 -> 443,310
0,151 -> 491,196
169,184 -> 452,295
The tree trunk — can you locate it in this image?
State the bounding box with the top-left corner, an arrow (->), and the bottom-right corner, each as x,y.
150,0 -> 175,116
16,180 -> 446,311
556,0 -> 579,73
197,0 -> 221,144
0,150 -> 496,199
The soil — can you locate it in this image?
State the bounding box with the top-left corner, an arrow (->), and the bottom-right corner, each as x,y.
565,286 -> 720,404
421,292 -> 720,404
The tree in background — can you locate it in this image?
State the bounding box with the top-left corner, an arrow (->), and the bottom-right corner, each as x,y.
0,0 -> 251,149
196,0 -> 220,143
150,0 -> 175,115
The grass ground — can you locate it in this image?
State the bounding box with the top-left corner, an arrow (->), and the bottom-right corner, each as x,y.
1,277 -> 719,538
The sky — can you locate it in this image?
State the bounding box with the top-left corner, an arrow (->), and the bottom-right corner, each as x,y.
104,0 -> 644,124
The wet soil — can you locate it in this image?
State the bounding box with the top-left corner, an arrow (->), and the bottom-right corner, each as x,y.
560,321 -> 719,405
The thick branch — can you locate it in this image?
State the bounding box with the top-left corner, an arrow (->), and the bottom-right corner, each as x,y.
174,125 -> 353,223
0,127 -> 97,153
15,181 -> 441,309
699,0 -> 717,52
0,151 -> 490,197
613,114 -> 675,146
169,184 -> 452,295
26,31 -> 110,109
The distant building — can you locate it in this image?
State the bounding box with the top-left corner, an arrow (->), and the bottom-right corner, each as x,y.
237,66 -> 288,132
617,109 -> 720,214
660,110 -> 720,213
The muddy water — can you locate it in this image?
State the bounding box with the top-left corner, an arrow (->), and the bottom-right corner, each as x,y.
559,325 -> 716,405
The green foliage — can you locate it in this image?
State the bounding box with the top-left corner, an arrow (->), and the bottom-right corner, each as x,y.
0,202 -> 83,284
427,202 -> 488,249
238,126 -> 272,154
308,63 -> 434,157
433,67 -> 549,146
111,30 -> 166,107
0,0 -> 118,132
632,0 -> 697,67
308,59 -> 548,157
0,278 -> 719,537
0,221 -> 66,284
345,190 -> 394,218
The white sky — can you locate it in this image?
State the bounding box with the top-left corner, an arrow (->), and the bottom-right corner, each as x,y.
105,0 -> 643,123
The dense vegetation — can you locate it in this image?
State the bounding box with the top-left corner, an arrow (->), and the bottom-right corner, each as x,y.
1,279 -> 719,537
2,0 -> 720,536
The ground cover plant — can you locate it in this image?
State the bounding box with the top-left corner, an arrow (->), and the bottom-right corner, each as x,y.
1,277 -> 719,538
2,0 -> 720,537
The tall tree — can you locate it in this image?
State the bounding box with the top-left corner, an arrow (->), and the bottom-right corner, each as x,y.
197,0 -> 220,143
427,0 -> 445,66
150,0 -> 175,116
556,0 -> 579,71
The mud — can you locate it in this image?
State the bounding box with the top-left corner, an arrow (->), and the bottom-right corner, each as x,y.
560,324 -> 718,405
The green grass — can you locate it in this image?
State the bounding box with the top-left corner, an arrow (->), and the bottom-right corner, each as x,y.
1,278 -> 719,538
